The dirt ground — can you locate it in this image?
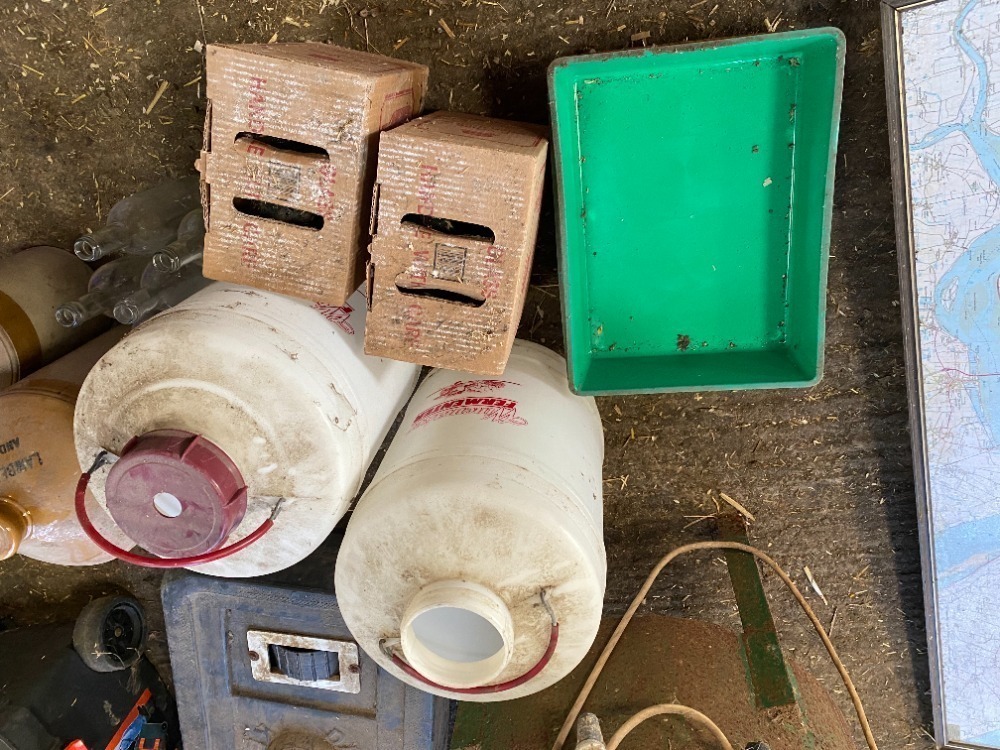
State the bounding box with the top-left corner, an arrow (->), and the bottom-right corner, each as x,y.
0,0 -> 930,748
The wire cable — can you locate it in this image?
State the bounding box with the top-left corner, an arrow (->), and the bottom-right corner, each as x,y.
605,704 -> 735,750
74,452 -> 280,569
551,541 -> 878,750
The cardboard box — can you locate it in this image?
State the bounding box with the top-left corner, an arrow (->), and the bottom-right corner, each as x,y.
199,43 -> 428,305
365,111 -> 548,375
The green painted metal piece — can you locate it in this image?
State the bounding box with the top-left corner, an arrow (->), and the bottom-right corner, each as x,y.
715,514 -> 799,710
548,29 -> 846,394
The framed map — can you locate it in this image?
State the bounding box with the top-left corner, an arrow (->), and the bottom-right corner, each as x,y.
884,0 -> 1000,746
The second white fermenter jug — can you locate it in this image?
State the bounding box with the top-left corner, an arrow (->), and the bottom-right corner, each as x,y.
73,283 -> 420,576
335,340 -> 606,701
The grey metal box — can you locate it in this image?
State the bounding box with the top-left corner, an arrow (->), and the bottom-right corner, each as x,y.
162,574 -> 450,750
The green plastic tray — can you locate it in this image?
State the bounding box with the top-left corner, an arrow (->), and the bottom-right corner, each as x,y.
549,28 -> 845,394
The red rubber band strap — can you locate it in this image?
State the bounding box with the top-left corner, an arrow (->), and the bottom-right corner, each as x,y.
387,618 -> 560,695
74,469 -> 275,569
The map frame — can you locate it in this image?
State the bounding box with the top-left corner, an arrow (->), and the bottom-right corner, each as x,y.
883,0 -> 1000,746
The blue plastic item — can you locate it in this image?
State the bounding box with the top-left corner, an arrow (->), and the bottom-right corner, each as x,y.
162,573 -> 451,750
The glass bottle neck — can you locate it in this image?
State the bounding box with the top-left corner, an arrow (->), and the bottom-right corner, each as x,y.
113,288 -> 159,325
152,238 -> 203,273
55,288 -> 127,328
74,223 -> 128,261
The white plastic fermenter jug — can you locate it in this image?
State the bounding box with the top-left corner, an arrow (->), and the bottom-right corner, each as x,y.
0,246 -> 108,387
335,340 -> 606,701
73,283 -> 421,576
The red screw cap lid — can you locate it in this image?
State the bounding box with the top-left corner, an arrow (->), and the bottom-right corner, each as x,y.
104,429 -> 248,558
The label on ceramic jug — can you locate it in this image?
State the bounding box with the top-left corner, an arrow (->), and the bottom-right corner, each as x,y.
412,378 -> 528,429
0,435 -> 43,479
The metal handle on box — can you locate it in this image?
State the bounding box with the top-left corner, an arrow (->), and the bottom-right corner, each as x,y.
246,630 -> 362,694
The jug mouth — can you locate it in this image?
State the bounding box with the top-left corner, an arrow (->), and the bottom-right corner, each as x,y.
0,496 -> 30,560
400,580 -> 514,689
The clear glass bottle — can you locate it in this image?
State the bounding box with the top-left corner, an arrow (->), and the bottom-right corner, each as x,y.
74,175 -> 201,261
54,255 -> 149,328
113,264 -> 210,326
152,209 -> 205,273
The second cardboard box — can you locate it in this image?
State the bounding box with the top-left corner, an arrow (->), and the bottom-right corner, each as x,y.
365,111 -> 548,375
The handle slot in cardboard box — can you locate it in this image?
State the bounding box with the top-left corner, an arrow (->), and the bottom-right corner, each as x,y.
235,132 -> 330,160
401,213 -> 496,244
395,274 -> 486,307
233,197 -> 325,231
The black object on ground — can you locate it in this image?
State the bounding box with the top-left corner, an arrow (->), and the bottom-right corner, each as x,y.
0,595 -> 177,750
